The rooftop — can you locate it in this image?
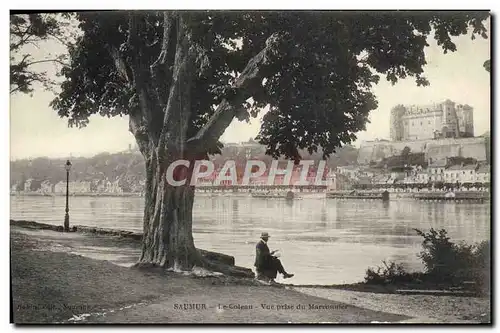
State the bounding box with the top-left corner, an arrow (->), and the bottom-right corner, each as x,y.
428,159 -> 447,168
446,164 -> 477,171
337,165 -> 358,170
477,165 -> 490,173
357,177 -> 372,185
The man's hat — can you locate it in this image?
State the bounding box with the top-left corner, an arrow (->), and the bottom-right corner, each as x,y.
261,232 -> 270,238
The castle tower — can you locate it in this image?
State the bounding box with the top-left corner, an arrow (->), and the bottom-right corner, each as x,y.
462,104 -> 474,137
456,104 -> 466,135
441,99 -> 458,138
390,105 -> 406,141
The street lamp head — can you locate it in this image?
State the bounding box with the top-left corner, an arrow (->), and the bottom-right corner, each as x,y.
65,160 -> 72,171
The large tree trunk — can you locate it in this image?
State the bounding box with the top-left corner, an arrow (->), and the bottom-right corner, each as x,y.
121,12 -> 281,277
134,146 -> 252,277
138,153 -> 200,270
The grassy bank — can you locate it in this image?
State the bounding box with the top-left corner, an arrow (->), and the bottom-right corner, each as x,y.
10,228 -> 409,324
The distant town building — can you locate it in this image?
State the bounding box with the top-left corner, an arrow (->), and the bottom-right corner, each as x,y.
70,181 -> 91,193
325,170 -> 336,191
475,164 -> 490,183
415,171 -> 429,184
106,179 -> 123,193
40,180 -> 53,193
373,174 -> 390,186
444,165 -> 467,184
427,159 -> 447,182
96,180 -> 106,192
129,180 -> 146,192
390,100 -> 474,141
24,179 -> 33,192
336,165 -> 358,180
54,181 -> 65,193
54,181 -> 91,193
23,178 -> 43,192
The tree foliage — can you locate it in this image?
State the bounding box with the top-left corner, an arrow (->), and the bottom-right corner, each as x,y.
401,146 -> 411,157
414,228 -> 490,287
483,59 -> 490,73
10,13 -> 72,94
365,229 -> 490,296
51,11 -> 489,160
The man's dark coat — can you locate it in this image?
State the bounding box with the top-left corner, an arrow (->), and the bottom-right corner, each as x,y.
254,239 -> 271,270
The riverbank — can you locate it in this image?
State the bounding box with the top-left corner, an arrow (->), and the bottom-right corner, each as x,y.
10,190 -> 490,202
10,221 -> 490,323
10,227 -> 408,324
10,192 -> 143,197
10,191 -> 325,198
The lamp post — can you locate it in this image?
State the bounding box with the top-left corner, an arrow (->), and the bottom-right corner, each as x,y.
64,160 -> 72,231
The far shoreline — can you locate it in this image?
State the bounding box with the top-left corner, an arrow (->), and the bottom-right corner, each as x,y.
10,190 -> 490,202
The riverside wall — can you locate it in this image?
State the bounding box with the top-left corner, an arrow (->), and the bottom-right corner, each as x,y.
357,137 -> 488,165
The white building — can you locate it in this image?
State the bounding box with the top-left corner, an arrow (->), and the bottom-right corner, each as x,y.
54,181 -> 66,193
40,180 -> 53,193
475,164 -> 490,183
444,164 -> 477,184
24,179 -> 33,192
428,159 -> 447,182
69,181 -> 91,193
416,171 -> 429,184
336,165 -> 359,180
96,180 -> 106,192
459,164 -> 478,183
55,181 -> 91,193
106,179 -> 123,193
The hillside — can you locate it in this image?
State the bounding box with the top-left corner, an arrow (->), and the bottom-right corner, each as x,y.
10,144 -> 359,190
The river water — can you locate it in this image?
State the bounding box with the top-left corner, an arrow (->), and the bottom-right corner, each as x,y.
10,195 -> 490,285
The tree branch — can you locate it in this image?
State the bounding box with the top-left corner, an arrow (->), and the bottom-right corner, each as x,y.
15,54 -> 31,67
10,23 -> 33,51
186,33 -> 283,152
157,14 -> 196,155
10,77 -> 37,94
127,12 -> 164,146
23,58 -> 68,67
129,108 -> 151,157
46,31 -> 72,48
109,46 -> 132,83
150,12 -> 177,107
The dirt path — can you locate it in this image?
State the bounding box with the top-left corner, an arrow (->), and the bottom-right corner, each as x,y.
294,287 -> 490,323
10,227 -> 409,324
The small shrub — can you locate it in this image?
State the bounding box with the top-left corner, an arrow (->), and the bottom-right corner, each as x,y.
471,240 -> 490,293
414,228 -> 490,291
364,229 -> 490,294
364,260 -> 408,285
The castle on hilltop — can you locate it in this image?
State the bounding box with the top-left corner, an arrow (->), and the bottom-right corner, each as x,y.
357,100 -> 485,165
390,100 -> 474,141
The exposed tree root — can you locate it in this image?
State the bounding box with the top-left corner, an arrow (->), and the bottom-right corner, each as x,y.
132,249 -> 254,279
198,257 -> 254,278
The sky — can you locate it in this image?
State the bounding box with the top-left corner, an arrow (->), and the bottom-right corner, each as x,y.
9,17 -> 491,161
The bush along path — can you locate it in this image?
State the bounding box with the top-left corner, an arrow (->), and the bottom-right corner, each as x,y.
363,228 -> 490,297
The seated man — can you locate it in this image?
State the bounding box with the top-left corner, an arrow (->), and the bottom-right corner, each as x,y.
254,232 -> 294,281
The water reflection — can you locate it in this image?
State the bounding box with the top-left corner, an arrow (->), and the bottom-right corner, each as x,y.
10,195 -> 490,285
320,205 -> 327,224
382,200 -> 390,210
